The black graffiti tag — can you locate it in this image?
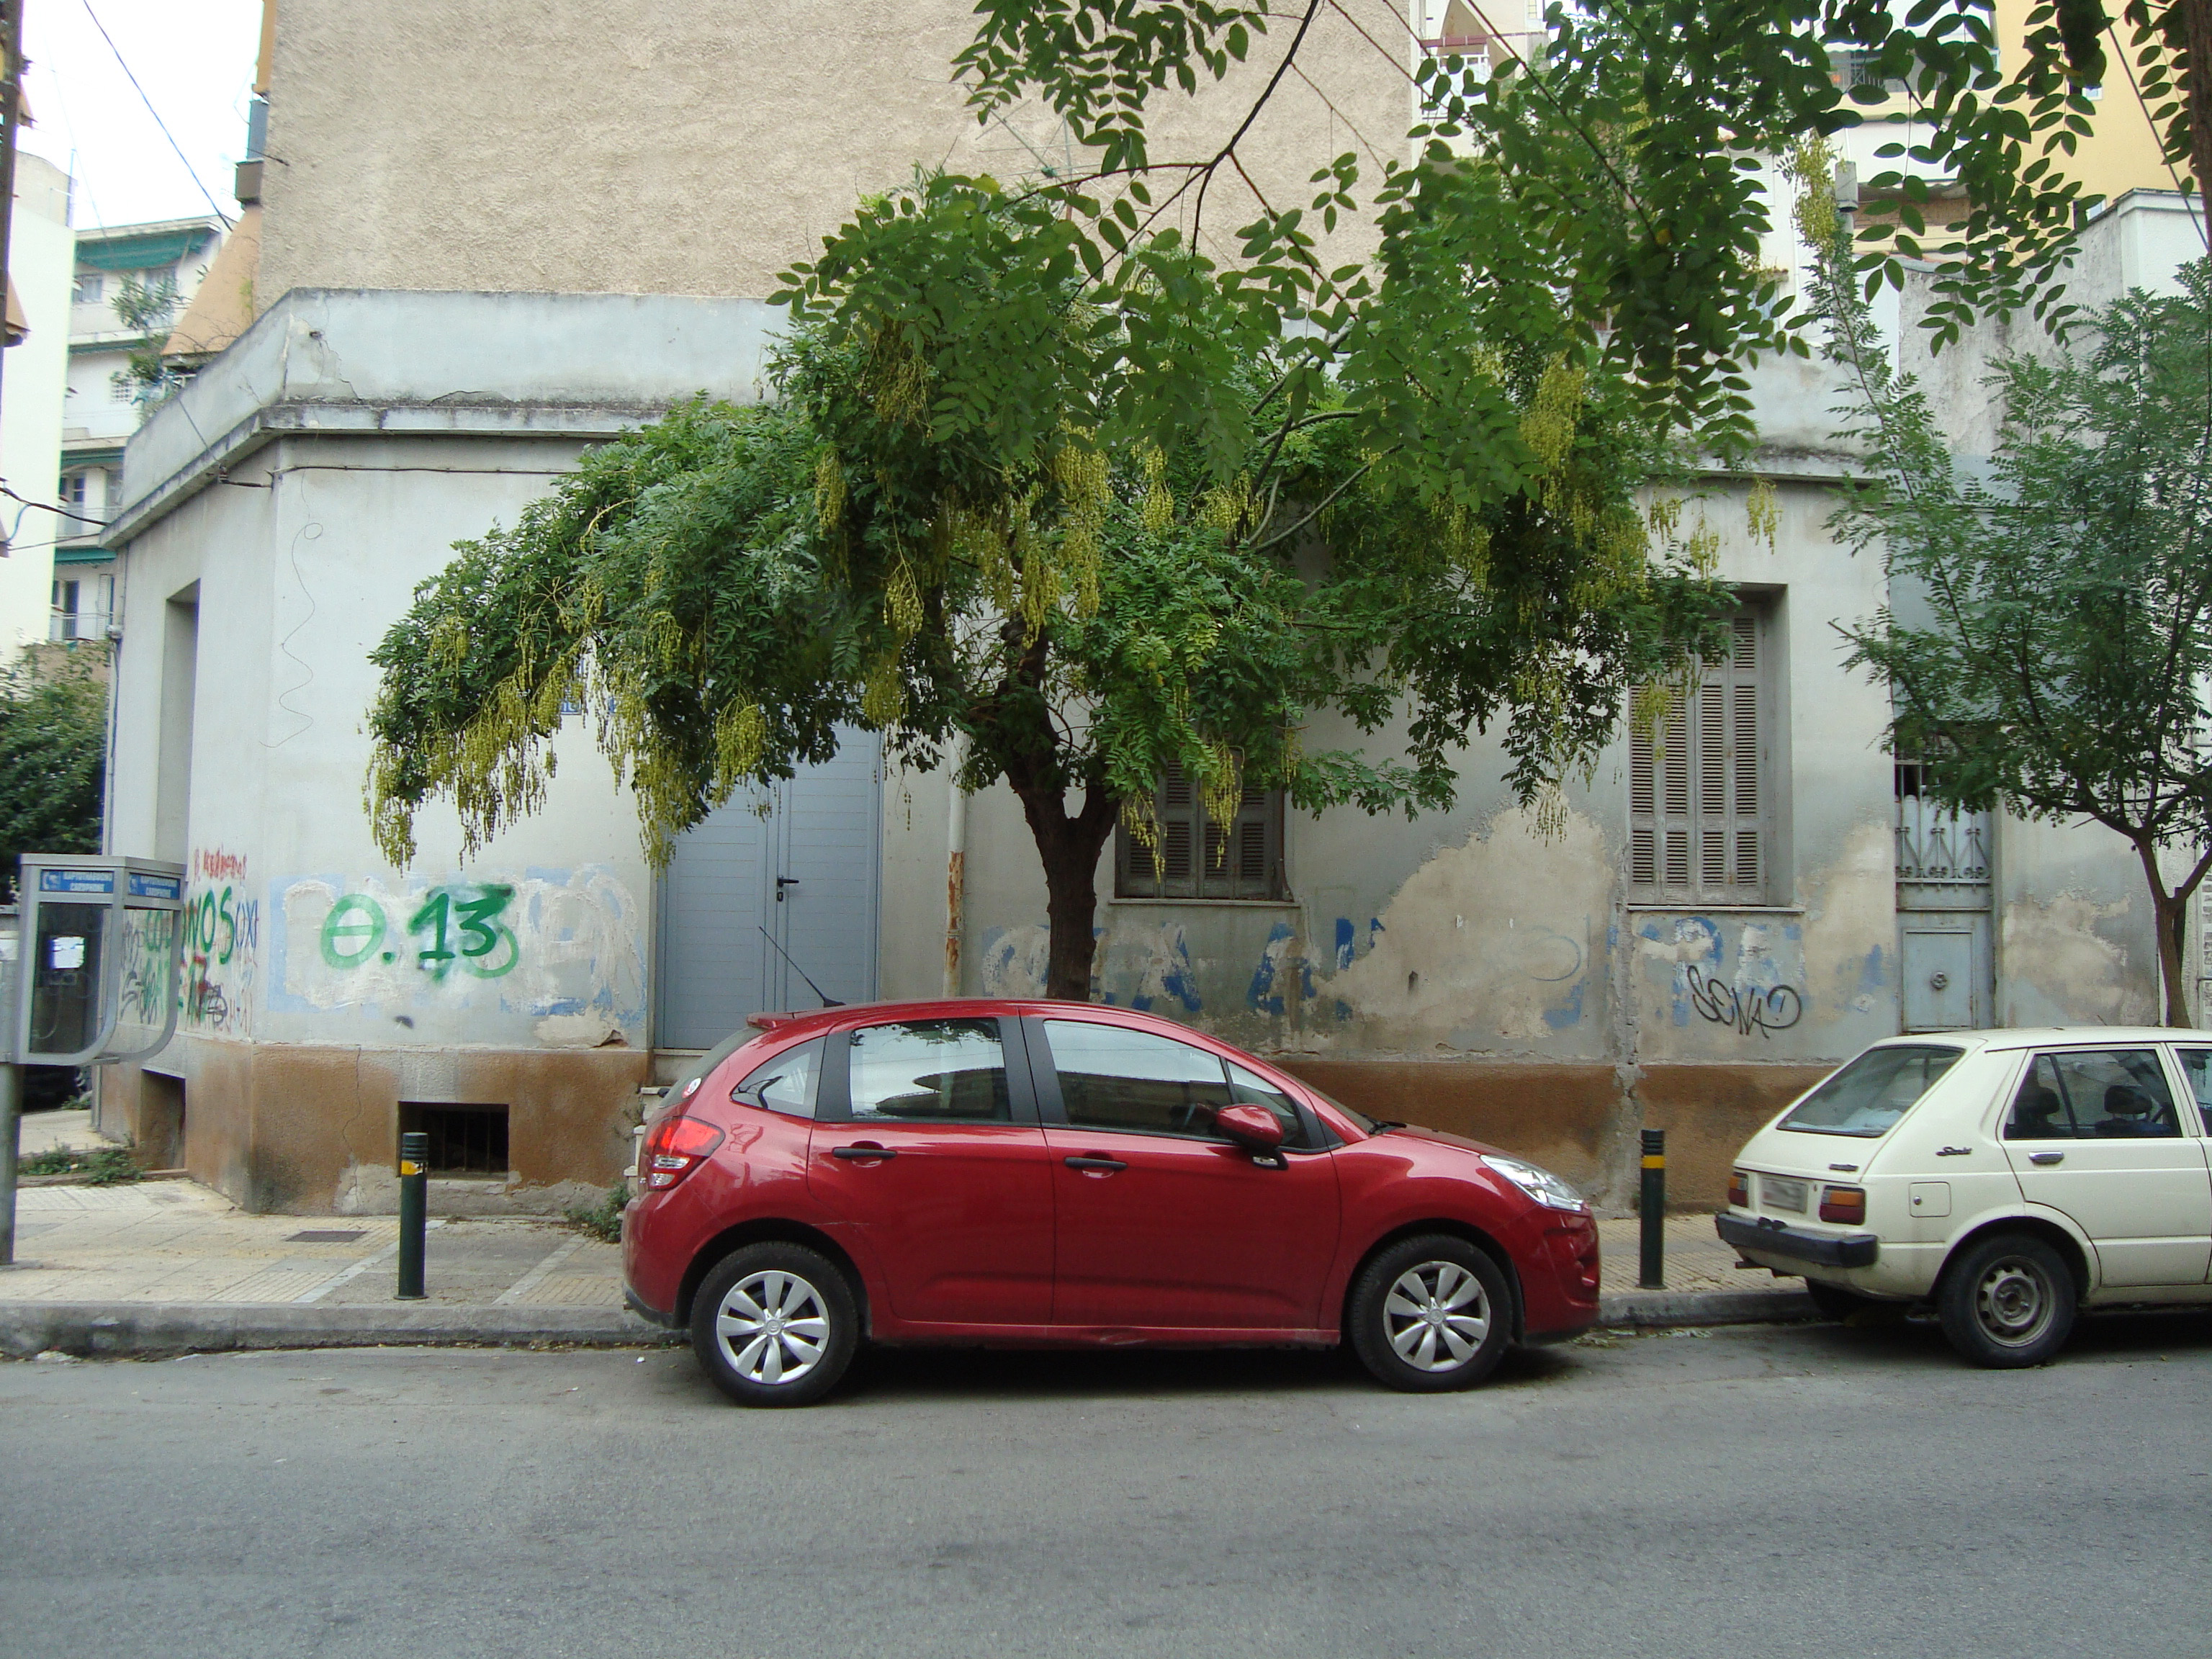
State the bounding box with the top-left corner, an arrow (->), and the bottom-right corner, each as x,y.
1685,965 -> 1802,1039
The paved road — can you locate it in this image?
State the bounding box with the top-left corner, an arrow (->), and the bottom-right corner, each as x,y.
5,1311 -> 2210,1658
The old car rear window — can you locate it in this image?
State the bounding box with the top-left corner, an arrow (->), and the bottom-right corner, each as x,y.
1778,1044 -> 1962,1137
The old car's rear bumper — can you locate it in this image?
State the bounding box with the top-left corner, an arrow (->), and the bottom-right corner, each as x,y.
1717,1212 -> 1879,1269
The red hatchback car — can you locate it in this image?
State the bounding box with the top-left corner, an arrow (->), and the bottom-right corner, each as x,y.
624,999 -> 1600,1404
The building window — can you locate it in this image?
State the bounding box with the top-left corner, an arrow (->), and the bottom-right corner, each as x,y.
1115,763 -> 1287,901
109,372 -> 137,404
1629,606 -> 1776,904
73,271 -> 102,305
399,1103 -> 511,1175
58,472 -> 86,507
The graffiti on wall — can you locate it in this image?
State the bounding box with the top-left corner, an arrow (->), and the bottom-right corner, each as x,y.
183,848 -> 258,1037
318,884 -> 519,979
271,866 -> 647,1046
1683,963 -> 1802,1038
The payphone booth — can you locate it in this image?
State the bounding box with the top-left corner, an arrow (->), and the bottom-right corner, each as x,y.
9,854 -> 185,1066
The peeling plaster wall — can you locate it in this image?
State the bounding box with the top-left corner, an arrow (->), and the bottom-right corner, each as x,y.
1995,814 -> 2157,1027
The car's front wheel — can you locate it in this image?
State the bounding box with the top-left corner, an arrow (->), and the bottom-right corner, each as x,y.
690,1242 -> 858,1406
1349,1235 -> 1511,1393
1936,1232 -> 2075,1369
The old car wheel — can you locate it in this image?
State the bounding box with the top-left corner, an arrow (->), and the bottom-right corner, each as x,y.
691,1242 -> 858,1406
1349,1236 -> 1511,1393
1936,1233 -> 2075,1369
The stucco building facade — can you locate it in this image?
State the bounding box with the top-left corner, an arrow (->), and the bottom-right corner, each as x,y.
91,0 -> 2193,1215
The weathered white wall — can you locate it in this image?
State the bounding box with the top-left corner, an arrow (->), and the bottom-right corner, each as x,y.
258,0 -> 1407,309
110,289 -> 783,1053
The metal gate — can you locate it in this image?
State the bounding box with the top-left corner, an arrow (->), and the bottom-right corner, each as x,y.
653,729 -> 882,1051
1895,764 -> 1992,1032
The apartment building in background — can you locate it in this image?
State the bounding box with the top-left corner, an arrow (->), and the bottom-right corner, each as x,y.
88,0 -> 2206,1217
51,213 -> 230,644
0,153 -> 75,655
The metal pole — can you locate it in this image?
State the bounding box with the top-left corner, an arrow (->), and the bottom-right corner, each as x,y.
395,1130 -> 427,1299
0,1060 -> 18,1266
1637,1127 -> 1665,1290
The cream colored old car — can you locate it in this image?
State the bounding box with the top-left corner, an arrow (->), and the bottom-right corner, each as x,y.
1718,1029 -> 2212,1367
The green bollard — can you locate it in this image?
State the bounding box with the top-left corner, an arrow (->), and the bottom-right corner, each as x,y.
396,1130 -> 428,1300
1638,1128 -> 1665,1289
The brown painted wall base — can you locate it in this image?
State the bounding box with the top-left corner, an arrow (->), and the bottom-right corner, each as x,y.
95,1039 -> 1827,1217
104,1040 -> 650,1215
1276,1057 -> 1828,1211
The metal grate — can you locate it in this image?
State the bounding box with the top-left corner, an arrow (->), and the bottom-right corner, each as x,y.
287,1229 -> 367,1244
400,1103 -> 510,1175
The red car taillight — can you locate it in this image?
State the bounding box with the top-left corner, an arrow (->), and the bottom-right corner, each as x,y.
1727,1170 -> 1749,1208
1820,1184 -> 1866,1224
640,1112 -> 724,1190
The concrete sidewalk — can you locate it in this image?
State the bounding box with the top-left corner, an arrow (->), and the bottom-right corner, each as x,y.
1,1177 -> 1808,1357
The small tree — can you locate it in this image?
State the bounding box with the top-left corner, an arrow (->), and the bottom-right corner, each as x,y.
1818,215 -> 2212,1025
364,185 -> 1733,1002
0,649 -> 108,900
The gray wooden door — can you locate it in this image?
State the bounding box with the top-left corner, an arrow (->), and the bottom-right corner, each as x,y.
655,729 -> 881,1050
1895,765 -> 1992,1033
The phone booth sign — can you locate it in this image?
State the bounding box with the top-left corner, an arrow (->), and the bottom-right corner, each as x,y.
9,855 -> 185,1065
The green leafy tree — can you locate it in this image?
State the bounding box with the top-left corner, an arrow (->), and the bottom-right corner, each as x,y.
1811,193 -> 2212,1025
0,649 -> 108,901
365,186 -> 1735,999
109,273 -> 181,410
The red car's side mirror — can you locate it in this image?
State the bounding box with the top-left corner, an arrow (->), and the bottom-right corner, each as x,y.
1215,1102 -> 1286,1150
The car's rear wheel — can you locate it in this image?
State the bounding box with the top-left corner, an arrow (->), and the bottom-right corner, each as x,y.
1349,1235 -> 1511,1393
690,1242 -> 858,1406
1936,1232 -> 2075,1369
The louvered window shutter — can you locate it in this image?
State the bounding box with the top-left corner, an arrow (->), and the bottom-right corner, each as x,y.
1627,608 -> 1768,902
1116,765 -> 1287,900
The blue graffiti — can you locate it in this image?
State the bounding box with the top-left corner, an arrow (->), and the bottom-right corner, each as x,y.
1543,980 -> 1586,1030
1248,922 -> 1295,1017
1334,917 -> 1355,971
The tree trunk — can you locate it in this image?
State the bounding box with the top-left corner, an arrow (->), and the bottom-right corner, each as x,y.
1010,777 -> 1119,1002
2136,838 -> 2197,1027
2180,0 -> 2212,222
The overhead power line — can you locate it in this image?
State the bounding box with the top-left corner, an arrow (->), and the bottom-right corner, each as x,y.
78,0 -> 233,228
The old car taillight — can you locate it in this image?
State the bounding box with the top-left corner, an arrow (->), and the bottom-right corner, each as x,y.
1727,1170 -> 1749,1208
641,1113 -> 724,1190
1820,1184 -> 1866,1224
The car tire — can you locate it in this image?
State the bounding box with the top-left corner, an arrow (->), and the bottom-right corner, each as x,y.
1936,1232 -> 2076,1369
1803,1279 -> 1876,1322
690,1241 -> 859,1407
1348,1235 -> 1512,1393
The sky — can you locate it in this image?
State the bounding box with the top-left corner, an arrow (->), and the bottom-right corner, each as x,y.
18,0 -> 263,231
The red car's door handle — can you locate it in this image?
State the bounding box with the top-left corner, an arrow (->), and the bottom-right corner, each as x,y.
831,1143 -> 898,1161
1064,1155 -> 1127,1174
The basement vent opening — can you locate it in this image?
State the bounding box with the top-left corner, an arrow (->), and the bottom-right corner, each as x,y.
287,1229 -> 366,1244
399,1102 -> 511,1176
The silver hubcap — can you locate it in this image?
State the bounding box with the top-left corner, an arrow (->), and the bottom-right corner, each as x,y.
715,1269 -> 832,1385
1384,1260 -> 1491,1372
1974,1257 -> 2054,1347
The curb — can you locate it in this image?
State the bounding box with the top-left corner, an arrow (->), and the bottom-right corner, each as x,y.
2,1289 -> 1816,1359
0,1302 -> 680,1360
1598,1287 -> 1815,1328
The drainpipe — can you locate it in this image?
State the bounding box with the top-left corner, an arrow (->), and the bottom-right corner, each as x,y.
944,736 -> 967,997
